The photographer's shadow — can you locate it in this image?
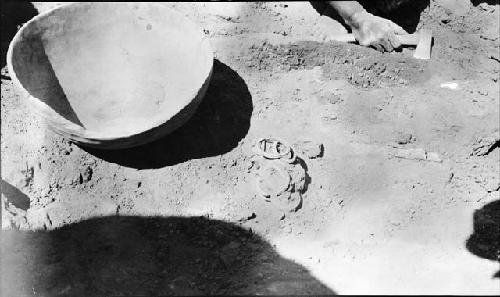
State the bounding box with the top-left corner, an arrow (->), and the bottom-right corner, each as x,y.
466,199 -> 500,278
83,59 -> 253,169
1,216 -> 336,296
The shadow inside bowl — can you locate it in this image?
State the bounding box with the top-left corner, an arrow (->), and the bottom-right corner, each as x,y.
82,59 -> 253,169
11,36 -> 84,126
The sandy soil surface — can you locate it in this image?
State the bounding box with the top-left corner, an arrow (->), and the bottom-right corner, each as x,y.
1,1 -> 499,295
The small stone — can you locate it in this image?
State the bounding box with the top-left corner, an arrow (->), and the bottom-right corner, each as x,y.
426,152 -> 442,163
447,172 -> 454,184
295,140 -> 324,159
471,136 -> 499,156
81,166 -> 93,182
395,132 -> 413,145
394,148 -> 427,161
238,212 -> 256,222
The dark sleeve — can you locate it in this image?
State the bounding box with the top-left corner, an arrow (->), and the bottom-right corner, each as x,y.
309,1 -> 329,16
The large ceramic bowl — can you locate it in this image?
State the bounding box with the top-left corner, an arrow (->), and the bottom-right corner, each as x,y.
7,2 -> 213,149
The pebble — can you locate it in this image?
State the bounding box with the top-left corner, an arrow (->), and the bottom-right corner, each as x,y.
471,136 -> 499,156
447,172 -> 455,184
395,133 -> 413,145
295,140 -> 324,159
81,166 -> 93,183
426,152 -> 443,163
394,148 -> 427,161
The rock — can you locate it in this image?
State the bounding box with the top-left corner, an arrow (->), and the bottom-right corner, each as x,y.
394,148 -> 427,161
426,152 -> 443,163
238,212 -> 256,223
480,24 -> 499,41
395,148 -> 444,163
447,172 -> 455,184
440,81 -> 460,90
82,166 -> 93,182
472,136 -> 500,156
395,132 -> 413,145
294,140 -> 324,159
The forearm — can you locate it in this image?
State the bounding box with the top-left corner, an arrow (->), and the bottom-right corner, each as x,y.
326,1 -> 367,28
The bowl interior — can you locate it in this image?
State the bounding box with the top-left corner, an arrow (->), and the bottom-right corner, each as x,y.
9,3 -> 212,138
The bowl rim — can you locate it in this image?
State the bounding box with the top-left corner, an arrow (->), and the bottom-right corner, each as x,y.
7,2 -> 214,142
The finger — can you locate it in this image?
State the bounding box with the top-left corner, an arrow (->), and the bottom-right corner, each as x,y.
388,32 -> 401,49
371,43 -> 384,52
381,38 -> 394,52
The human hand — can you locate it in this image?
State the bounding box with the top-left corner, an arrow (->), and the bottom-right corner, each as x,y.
350,11 -> 407,52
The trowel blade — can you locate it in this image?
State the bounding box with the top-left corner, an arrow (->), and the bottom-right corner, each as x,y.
413,30 -> 432,60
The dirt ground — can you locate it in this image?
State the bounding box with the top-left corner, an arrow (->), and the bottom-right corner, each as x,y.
1,1 -> 499,296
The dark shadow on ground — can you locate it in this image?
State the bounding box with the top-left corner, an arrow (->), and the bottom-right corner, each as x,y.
465,199 -> 500,278
82,59 -> 253,169
1,216 -> 336,296
310,0 -> 430,34
1,2 -> 38,70
1,179 -> 30,210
